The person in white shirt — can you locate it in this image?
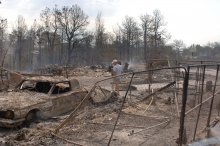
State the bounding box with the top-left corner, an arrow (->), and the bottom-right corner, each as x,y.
112,59 -> 122,95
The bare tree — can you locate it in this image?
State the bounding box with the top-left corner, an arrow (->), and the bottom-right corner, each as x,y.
173,39 -> 185,63
0,18 -> 7,67
121,16 -> 140,61
40,6 -> 60,64
151,9 -> 170,59
27,20 -> 40,53
77,31 -> 94,65
0,18 -> 8,82
26,20 -> 44,70
140,13 -> 152,60
11,15 -> 28,70
95,12 -> 105,63
95,12 -> 105,48
15,15 -> 28,40
56,4 -> 89,64
113,24 -> 123,59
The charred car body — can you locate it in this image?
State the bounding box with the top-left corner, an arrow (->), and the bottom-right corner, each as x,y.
0,76 -> 88,127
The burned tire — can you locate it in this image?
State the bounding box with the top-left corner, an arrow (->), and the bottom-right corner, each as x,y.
24,110 -> 40,127
26,112 -> 36,122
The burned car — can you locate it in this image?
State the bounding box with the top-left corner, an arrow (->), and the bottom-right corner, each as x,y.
0,76 -> 88,127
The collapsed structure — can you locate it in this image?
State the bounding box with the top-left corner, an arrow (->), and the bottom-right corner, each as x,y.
1,60 -> 220,146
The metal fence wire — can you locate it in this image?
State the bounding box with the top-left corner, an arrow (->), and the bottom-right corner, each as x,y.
179,64 -> 220,145
54,67 -> 188,146
53,63 -> 220,146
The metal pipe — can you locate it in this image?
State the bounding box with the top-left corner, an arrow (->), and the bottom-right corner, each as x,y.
178,66 -> 189,146
188,64 -> 217,68
95,66 -> 187,84
107,73 -> 135,146
54,85 -> 96,134
185,88 -> 220,115
206,65 -> 220,127
193,65 -> 206,141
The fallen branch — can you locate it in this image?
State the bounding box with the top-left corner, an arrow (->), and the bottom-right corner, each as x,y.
174,85 -> 180,117
88,121 -> 146,129
143,89 -> 154,113
54,85 -> 96,134
143,96 -> 154,113
142,81 -> 176,101
122,112 -> 169,119
128,119 -> 170,136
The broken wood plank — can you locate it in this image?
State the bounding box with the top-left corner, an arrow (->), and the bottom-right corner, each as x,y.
142,81 -> 176,101
128,119 -> 170,135
143,96 -> 154,113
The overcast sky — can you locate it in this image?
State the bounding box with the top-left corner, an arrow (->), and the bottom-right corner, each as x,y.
0,0 -> 220,46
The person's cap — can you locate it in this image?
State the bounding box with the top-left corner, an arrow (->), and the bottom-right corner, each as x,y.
112,59 -> 118,64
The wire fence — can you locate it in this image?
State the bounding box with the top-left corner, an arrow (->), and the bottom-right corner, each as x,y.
52,63 -> 220,145
53,67 -> 187,146
179,64 -> 220,145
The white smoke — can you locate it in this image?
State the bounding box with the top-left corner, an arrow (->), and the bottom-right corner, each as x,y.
189,137 -> 220,146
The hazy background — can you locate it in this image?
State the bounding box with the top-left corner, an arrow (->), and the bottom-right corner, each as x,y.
1,0 -> 220,46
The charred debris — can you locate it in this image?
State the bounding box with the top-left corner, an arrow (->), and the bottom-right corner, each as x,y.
1,60 -> 220,146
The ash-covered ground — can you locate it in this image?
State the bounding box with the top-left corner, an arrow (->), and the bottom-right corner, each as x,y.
1,65 -> 219,146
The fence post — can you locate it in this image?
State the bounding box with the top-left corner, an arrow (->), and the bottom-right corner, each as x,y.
178,66 -> 189,145
206,64 -> 220,128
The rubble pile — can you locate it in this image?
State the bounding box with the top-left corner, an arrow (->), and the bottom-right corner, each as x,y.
1,62 -> 219,145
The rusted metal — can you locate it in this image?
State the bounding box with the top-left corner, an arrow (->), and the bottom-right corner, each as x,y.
54,85 -> 95,134
185,89 -> 220,115
107,73 -> 135,146
193,65 -> 206,140
206,65 -> 220,128
52,66 -> 187,144
178,66 -> 189,146
107,66 -> 187,145
178,64 -> 220,144
0,76 -> 87,128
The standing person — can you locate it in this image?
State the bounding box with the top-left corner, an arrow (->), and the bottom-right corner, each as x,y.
112,59 -> 122,95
